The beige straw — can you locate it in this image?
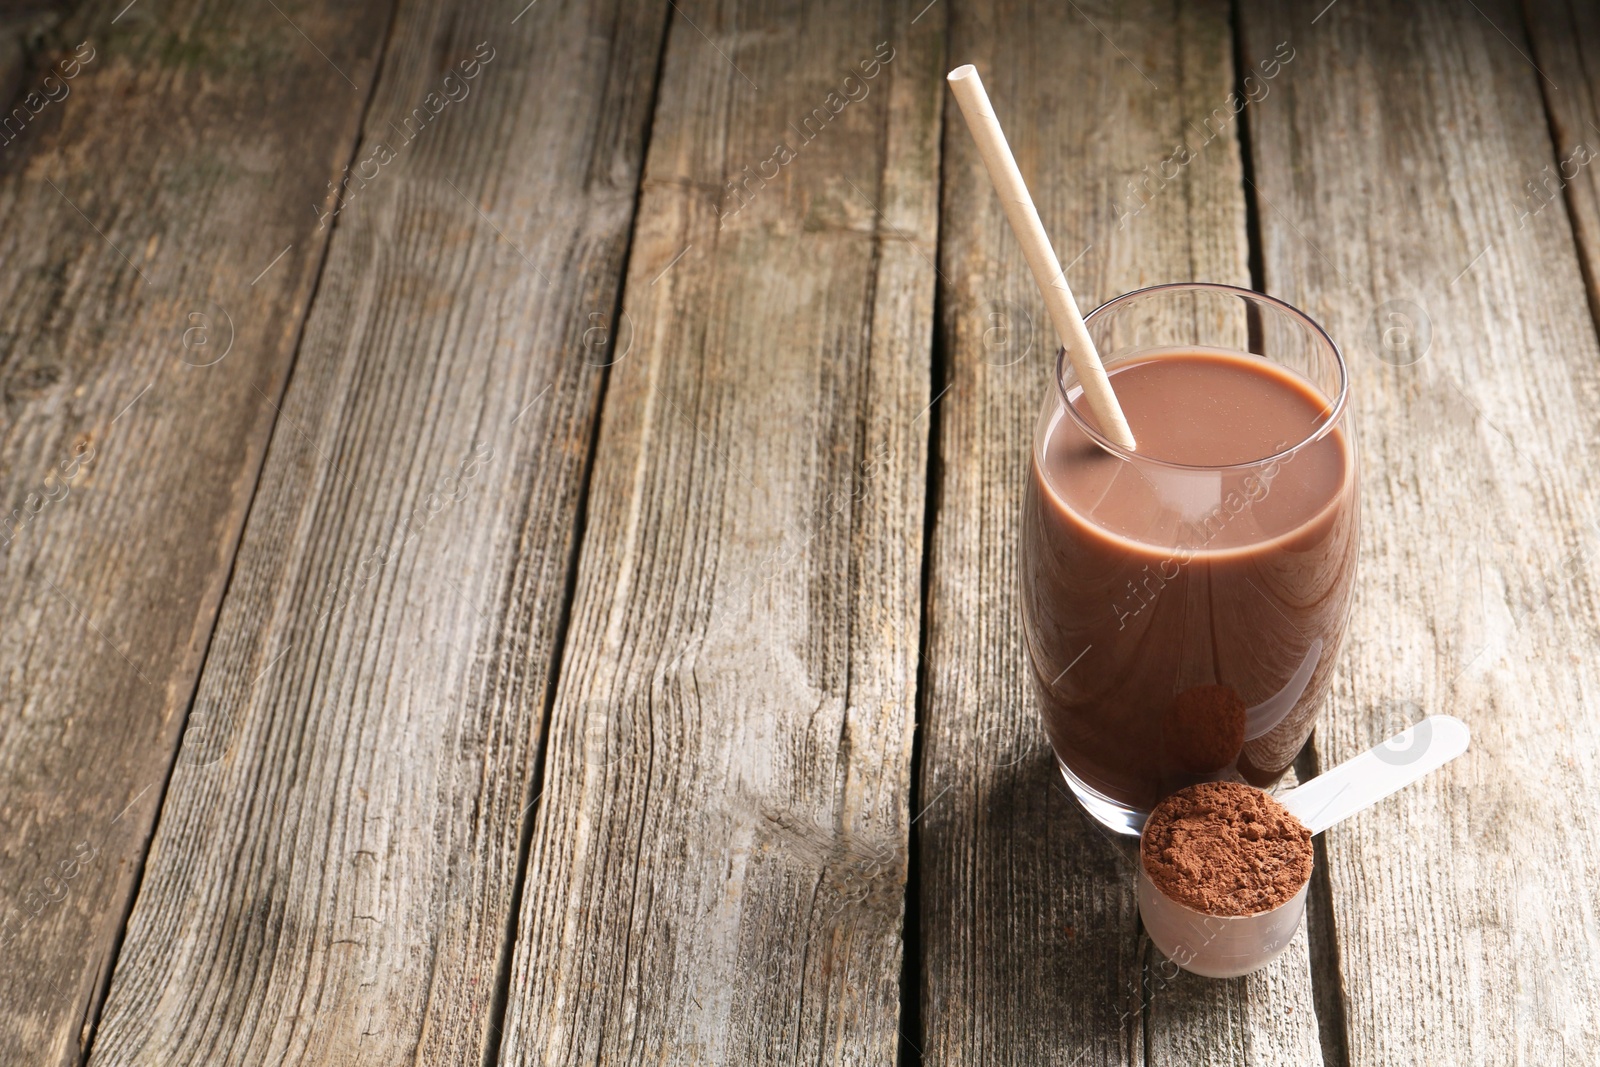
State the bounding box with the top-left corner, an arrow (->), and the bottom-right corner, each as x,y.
946,64 -> 1136,449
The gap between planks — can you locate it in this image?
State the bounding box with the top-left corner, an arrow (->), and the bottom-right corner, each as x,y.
72,7 -> 406,1063
476,7 -> 678,1066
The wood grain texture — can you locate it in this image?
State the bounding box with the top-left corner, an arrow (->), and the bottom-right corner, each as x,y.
1144,931 -> 1323,1067
83,0 -> 669,1063
0,2 -> 390,1063
497,0 -> 943,1061
919,0 -> 1320,1062
1526,2 -> 1600,321
1242,0 -> 1600,1060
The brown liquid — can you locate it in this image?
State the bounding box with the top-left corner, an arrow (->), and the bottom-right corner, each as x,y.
1022,349 -> 1357,813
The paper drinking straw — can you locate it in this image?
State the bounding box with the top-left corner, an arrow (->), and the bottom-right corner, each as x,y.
947,64 -> 1136,449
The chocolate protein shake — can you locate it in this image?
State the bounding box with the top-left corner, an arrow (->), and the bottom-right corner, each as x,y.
1021,348 -> 1358,817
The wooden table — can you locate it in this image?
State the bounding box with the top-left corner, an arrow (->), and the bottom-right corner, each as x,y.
2,0 -> 1596,1062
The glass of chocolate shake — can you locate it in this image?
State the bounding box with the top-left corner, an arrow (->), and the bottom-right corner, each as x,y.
1021,283 -> 1358,835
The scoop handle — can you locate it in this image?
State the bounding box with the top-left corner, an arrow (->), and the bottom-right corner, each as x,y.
1279,715 -> 1470,835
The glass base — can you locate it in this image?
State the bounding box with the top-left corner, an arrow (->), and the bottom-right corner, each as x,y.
1057,756 -> 1148,837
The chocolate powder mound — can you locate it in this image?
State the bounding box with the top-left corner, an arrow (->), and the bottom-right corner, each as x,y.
1162,684 -> 1247,774
1141,781 -> 1312,916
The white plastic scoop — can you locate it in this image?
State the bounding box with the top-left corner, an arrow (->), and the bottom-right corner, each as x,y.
1139,715 -> 1470,978
1279,714 -> 1469,831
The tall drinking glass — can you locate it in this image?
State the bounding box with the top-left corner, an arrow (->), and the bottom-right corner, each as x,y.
1020,283 -> 1359,835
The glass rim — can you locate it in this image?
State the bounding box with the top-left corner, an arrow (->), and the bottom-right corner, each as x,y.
1055,282 -> 1349,472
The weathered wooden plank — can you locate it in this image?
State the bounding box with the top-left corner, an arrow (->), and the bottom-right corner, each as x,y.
82,1 -> 669,1063
0,2 -> 391,1063
496,0 -> 942,1061
920,1 -> 1321,1062
1526,3 -> 1600,315
1242,0 -> 1600,1060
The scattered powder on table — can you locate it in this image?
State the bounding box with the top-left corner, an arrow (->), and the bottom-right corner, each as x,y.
1141,781 -> 1312,916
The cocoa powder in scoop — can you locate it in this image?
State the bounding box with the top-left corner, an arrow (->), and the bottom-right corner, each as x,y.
1141,781 -> 1312,916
